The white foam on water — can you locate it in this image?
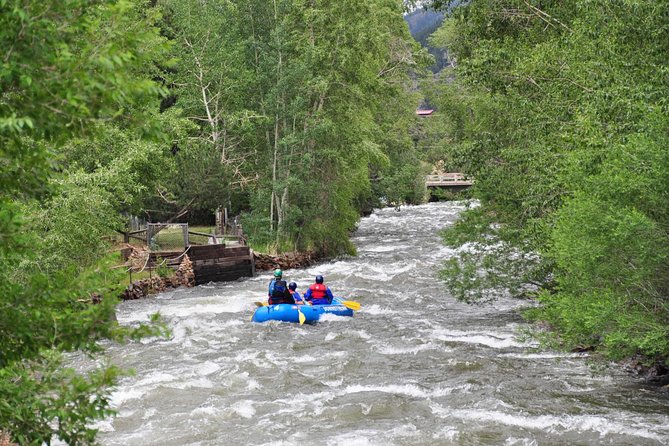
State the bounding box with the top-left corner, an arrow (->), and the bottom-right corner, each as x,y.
167,317 -> 244,351
352,269 -> 395,282
322,377 -> 344,387
343,383 -> 452,399
291,350 -> 347,364
560,381 -> 596,393
304,260 -> 357,278
430,405 -> 668,442
255,350 -> 289,369
109,387 -> 145,406
246,378 -> 261,391
168,377 -> 214,390
374,342 -> 442,355
192,360 -> 221,376
191,405 -> 219,417
268,390 -> 337,418
432,426 -> 459,442
231,400 -> 256,419
343,381 -> 475,400
326,431 -> 377,446
167,320 -> 195,346
360,245 -> 409,253
436,245 -> 465,258
385,423 -> 418,438
498,352 -> 587,360
431,327 -> 530,349
118,367 -> 215,396
219,319 -> 246,329
348,261 -> 420,282
90,418 -> 115,433
157,300 -> 248,317
318,313 -> 354,323
504,438 -> 539,446
340,329 -> 373,341
325,424 -> 420,446
117,311 -> 159,324
362,304 -> 395,315
233,349 -> 262,363
134,371 -> 177,387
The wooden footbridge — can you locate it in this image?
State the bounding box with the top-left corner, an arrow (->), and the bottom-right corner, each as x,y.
426,173 -> 473,191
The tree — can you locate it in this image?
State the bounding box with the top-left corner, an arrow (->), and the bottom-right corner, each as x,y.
0,1 -> 169,442
429,0 -> 669,360
159,0 -> 426,255
243,0 -> 426,254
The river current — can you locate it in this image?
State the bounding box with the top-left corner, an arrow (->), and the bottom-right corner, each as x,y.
96,202 -> 669,445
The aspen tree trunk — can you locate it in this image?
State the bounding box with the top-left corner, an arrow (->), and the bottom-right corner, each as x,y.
272,116 -> 280,232
270,0 -> 283,235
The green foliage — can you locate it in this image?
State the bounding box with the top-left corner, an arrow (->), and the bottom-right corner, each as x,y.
155,256 -> 172,278
439,210 -> 548,304
542,194 -> 669,359
0,351 -> 121,445
430,0 -> 669,360
0,0 -> 172,442
157,0 -> 426,255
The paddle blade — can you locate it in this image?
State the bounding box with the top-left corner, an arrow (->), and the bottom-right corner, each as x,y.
298,308 -> 306,325
254,301 -> 267,308
341,300 -> 361,311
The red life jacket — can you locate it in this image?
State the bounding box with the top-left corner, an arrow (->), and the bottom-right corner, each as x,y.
308,283 -> 327,299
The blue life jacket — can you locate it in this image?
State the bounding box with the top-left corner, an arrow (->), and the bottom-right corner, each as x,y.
271,279 -> 288,297
269,279 -> 293,305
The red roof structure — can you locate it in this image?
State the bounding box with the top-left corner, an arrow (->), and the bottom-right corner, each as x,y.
416,109 -> 434,116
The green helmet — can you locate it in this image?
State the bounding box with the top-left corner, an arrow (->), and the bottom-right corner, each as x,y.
273,269 -> 282,278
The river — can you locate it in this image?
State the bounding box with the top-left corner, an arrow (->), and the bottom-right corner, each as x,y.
97,202 -> 669,445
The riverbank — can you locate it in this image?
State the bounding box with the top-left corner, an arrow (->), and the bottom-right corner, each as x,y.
621,356 -> 669,390
119,250 -> 319,300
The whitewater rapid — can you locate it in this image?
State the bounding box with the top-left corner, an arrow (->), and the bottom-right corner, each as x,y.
92,202 -> 669,445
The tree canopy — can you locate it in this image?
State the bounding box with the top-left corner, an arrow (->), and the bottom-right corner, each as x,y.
426,0 -> 669,361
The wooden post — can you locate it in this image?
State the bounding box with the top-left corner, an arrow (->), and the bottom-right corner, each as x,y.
146,224 -> 152,247
215,207 -> 223,235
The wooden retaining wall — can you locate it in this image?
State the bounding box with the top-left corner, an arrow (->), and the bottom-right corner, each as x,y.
187,245 -> 255,285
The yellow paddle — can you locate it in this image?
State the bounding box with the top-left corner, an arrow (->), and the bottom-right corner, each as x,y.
338,300 -> 361,311
332,297 -> 361,311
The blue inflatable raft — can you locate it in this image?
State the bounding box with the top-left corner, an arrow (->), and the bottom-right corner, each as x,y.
251,298 -> 353,324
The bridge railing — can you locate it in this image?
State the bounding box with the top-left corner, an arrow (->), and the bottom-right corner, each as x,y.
425,173 -> 473,187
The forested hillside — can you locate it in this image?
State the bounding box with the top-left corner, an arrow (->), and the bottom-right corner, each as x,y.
0,1 -> 427,443
404,8 -> 447,71
424,0 -> 669,363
